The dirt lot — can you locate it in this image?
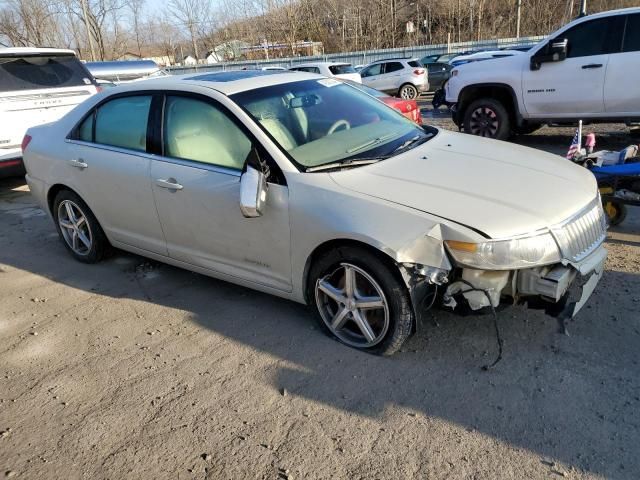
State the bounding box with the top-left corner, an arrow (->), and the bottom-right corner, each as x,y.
1,117 -> 639,480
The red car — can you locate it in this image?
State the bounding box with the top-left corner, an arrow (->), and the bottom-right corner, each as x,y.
342,80 -> 422,124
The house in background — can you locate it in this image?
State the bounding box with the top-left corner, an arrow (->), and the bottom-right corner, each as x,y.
117,52 -> 142,61
205,50 -> 221,64
183,55 -> 197,66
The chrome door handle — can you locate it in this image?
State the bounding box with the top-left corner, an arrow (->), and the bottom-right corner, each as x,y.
68,158 -> 88,169
582,63 -> 603,69
156,178 -> 183,190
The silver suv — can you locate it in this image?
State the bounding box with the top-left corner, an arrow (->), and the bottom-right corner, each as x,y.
360,58 -> 429,100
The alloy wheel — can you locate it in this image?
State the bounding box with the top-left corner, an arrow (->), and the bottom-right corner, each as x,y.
57,200 -> 93,256
400,85 -> 418,100
469,106 -> 500,137
315,263 -> 390,348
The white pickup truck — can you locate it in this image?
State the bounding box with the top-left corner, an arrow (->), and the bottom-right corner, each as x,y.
446,7 -> 640,140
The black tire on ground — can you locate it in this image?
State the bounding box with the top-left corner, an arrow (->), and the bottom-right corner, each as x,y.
513,123 -> 541,135
308,246 -> 414,356
398,83 -> 419,100
52,189 -> 110,263
463,97 -> 511,140
605,201 -> 627,226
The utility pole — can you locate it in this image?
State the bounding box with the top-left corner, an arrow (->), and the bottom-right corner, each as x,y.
80,0 -> 96,61
579,0 -> 587,16
515,0 -> 522,38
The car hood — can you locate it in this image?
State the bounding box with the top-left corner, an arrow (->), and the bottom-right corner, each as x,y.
329,129 -> 597,239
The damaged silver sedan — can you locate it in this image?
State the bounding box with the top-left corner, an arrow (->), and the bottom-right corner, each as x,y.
22,70 -> 607,355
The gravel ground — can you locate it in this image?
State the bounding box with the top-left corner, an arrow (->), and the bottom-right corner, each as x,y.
1,113 -> 639,480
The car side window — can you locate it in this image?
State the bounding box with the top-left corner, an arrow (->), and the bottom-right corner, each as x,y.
94,95 -> 152,151
563,17 -> 623,58
363,64 -> 382,77
623,14 -> 640,52
384,62 -> 404,73
77,113 -> 93,142
163,95 -> 252,171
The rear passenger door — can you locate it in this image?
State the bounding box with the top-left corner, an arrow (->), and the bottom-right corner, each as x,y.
604,13 -> 640,114
150,93 -> 292,291
377,62 -> 404,93
67,93 -> 167,254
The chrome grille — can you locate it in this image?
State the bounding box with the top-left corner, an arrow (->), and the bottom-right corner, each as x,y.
551,198 -> 607,263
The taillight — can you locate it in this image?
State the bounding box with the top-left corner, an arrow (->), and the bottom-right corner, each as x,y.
21,134 -> 32,153
413,68 -> 425,75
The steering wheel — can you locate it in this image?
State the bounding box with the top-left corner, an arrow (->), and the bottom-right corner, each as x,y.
327,119 -> 351,135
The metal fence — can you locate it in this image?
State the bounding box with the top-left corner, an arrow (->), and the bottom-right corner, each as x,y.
167,35 -> 544,74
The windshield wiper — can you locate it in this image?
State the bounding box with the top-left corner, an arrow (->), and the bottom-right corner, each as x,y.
345,132 -> 400,154
306,158 -> 383,172
393,134 -> 430,154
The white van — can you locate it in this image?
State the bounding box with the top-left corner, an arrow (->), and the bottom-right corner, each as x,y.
0,48 -> 98,176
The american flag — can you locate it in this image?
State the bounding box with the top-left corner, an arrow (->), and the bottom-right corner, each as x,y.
566,128 -> 581,160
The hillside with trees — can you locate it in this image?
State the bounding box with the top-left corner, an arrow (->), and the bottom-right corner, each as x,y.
0,0 -> 637,62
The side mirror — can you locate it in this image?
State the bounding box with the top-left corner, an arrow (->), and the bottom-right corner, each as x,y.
530,38 -> 568,70
240,149 -> 268,218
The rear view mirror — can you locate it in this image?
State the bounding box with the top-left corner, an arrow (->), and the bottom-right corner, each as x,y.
530,38 -> 568,70
289,94 -> 322,109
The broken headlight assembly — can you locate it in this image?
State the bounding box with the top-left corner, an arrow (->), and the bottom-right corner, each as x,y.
444,232 -> 561,270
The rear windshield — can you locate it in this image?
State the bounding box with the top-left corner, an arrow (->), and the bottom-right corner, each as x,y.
408,61 -> 421,68
0,54 -> 93,93
329,64 -> 356,75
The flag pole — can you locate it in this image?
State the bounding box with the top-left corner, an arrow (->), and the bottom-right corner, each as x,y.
578,119 -> 583,152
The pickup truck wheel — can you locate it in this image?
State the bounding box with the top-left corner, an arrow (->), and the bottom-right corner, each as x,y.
464,98 -> 510,140
310,246 -> 414,356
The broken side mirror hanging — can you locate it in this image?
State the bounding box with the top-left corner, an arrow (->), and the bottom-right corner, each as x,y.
239,147 -> 269,218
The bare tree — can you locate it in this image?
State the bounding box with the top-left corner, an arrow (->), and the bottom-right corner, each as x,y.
168,0 -> 211,60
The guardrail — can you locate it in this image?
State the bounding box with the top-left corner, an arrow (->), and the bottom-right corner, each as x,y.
167,35 -> 545,74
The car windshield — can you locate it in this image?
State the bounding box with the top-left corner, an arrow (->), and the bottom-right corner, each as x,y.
231,79 -> 433,170
0,54 -> 92,92
328,64 -> 356,75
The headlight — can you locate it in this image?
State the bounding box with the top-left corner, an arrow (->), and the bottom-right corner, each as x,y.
445,232 -> 561,270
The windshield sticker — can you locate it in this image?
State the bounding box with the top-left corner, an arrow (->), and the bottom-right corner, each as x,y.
317,78 -> 341,88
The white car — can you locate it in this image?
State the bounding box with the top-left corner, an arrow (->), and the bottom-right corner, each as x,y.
289,62 -> 361,83
446,7 -> 640,139
0,48 -> 99,176
448,49 -> 524,67
359,58 -> 429,100
23,70 -> 607,355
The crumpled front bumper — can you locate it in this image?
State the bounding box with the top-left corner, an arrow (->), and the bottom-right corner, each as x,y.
443,243 -> 607,318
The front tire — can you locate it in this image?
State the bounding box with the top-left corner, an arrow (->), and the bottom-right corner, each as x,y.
463,98 -> 511,140
53,190 -> 109,263
309,246 -> 414,356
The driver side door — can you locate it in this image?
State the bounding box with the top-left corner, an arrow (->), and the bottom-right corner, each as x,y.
150,93 -> 292,291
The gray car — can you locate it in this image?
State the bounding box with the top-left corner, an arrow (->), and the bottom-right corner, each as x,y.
23,70 -> 607,355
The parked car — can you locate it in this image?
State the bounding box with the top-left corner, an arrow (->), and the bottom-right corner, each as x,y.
85,60 -> 169,84
359,58 -> 428,100
420,52 -> 469,65
425,62 -> 453,91
23,70 -> 607,355
341,79 -> 422,124
289,62 -> 361,82
448,49 -> 524,67
446,7 -> 640,139
0,47 -> 99,178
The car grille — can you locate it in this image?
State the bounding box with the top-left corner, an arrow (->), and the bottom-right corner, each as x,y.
551,197 -> 607,263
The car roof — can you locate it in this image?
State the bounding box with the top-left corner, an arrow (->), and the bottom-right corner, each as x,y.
292,61 -> 350,67
109,70 -> 323,96
368,57 -> 418,64
0,47 -> 77,56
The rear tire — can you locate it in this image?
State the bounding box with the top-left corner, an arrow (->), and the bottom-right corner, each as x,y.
398,83 -> 419,100
309,246 -> 414,356
53,190 -> 109,263
604,200 -> 627,226
463,97 -> 511,140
